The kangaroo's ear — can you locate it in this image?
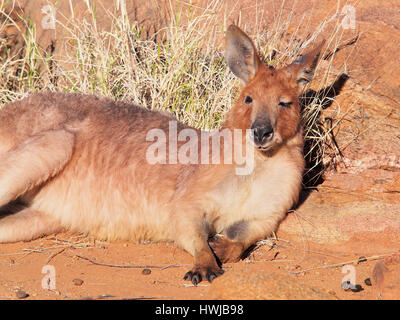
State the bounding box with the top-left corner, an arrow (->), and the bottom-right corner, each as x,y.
225,25 -> 261,83
288,39 -> 326,91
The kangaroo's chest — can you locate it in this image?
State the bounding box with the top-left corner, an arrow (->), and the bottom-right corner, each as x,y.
211,154 -> 302,226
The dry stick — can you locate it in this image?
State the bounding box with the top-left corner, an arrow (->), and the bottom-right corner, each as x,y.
78,295 -> 159,300
0,243 -> 92,259
160,264 -> 193,271
45,248 -> 66,264
0,252 -> 32,256
71,250 -> 191,270
121,296 -> 158,300
288,253 -> 394,275
181,283 -> 209,287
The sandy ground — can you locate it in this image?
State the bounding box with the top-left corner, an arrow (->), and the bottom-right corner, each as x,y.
0,226 -> 398,300
0,0 -> 399,300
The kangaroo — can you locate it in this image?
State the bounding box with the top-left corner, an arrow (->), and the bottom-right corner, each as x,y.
0,25 -> 324,285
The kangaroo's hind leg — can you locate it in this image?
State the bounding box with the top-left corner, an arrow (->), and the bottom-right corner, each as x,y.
208,218 -> 279,263
0,204 -> 64,243
0,129 -> 74,242
0,129 -> 75,207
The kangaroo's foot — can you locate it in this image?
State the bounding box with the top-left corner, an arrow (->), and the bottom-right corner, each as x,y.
174,212 -> 226,285
208,234 -> 245,263
183,246 -> 224,285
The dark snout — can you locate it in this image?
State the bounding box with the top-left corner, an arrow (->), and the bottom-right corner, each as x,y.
250,120 -> 274,147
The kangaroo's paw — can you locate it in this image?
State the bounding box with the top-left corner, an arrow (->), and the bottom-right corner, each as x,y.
183,246 -> 224,285
183,265 -> 224,286
208,234 -> 244,263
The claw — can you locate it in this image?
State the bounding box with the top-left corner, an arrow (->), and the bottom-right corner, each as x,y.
191,273 -> 201,286
183,267 -> 224,285
183,271 -> 192,281
184,270 -> 203,286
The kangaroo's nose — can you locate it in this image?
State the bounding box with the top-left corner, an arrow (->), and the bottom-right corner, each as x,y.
251,123 -> 274,144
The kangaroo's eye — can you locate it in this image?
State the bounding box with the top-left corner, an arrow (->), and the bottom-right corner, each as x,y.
278,101 -> 292,108
244,96 -> 253,104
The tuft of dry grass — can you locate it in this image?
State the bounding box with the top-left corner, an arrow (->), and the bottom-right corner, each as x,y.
0,0 -> 356,185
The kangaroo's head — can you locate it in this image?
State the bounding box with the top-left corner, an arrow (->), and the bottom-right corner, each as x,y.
224,25 -> 325,153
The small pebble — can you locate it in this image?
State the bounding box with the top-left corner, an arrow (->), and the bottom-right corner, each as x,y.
142,268 -> 151,275
350,284 -> 364,293
341,281 -> 364,292
364,278 -> 372,286
73,278 -> 84,286
341,281 -> 352,291
16,290 -> 29,299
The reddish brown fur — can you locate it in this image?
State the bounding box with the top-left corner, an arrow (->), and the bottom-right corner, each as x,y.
0,25 -> 324,285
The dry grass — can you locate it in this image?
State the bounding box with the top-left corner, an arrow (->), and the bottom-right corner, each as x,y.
0,0 -> 355,185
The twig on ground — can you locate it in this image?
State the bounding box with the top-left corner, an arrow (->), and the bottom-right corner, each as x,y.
71,250 -> 191,270
160,264 -> 192,270
121,296 -> 158,300
181,283 -> 209,287
45,248 -> 66,264
0,242 -> 92,261
288,253 -> 394,274
78,294 -> 159,300
0,252 -> 33,256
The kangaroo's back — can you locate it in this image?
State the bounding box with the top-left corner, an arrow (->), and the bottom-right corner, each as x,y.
0,92 -> 175,143
0,92 -> 191,241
